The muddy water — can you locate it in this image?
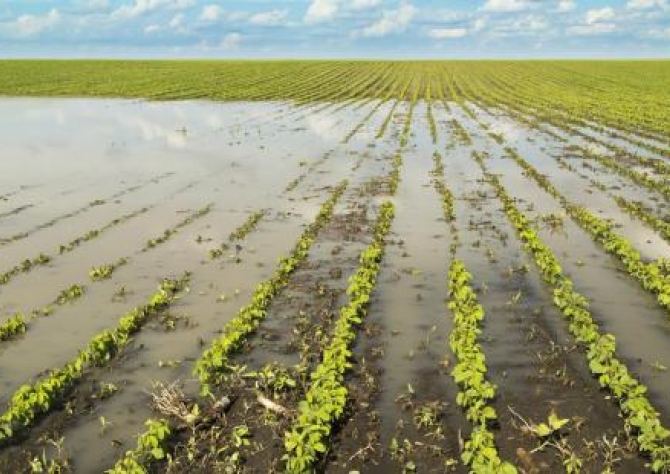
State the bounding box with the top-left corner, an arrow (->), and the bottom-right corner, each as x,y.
2,98 -> 670,472
59,120 -> 395,471
368,103 -> 466,471
0,98 -> 392,471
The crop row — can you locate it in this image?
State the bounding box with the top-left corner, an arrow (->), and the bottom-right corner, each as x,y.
108,419 -> 172,473
0,275 -> 189,445
505,148 -> 670,315
0,204 -> 34,221
194,181 -> 348,394
580,149 -> 670,202
283,201 -> 395,472
210,209 -> 268,259
430,152 -> 455,221
0,172 -> 173,247
143,204 -> 213,250
388,153 -> 403,195
555,155 -> 670,246
474,152 -> 670,472
447,260 -> 517,473
554,155 -> 670,239
0,205 -> 151,287
0,200 -> 215,349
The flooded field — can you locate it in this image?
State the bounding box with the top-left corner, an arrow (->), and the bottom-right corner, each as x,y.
1,93 -> 670,473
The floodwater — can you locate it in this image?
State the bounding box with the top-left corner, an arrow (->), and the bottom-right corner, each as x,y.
1,98 -> 669,472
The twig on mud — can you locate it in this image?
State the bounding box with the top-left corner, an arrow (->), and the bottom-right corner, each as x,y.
257,394 -> 289,415
346,437 -> 377,465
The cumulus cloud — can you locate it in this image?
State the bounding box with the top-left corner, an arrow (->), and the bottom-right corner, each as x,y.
481,0 -> 529,13
112,0 -> 194,19
586,7 -> 615,25
556,1 -> 576,12
304,0 -> 339,24
354,4 -> 417,37
249,9 -> 289,26
626,0 -> 667,9
351,0 -> 383,10
169,13 -> 183,28
429,27 -> 468,39
568,22 -> 616,36
200,5 -> 222,21
0,8 -> 61,37
221,32 -> 242,49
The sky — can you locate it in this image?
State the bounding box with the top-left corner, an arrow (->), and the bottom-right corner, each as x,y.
0,0 -> 668,58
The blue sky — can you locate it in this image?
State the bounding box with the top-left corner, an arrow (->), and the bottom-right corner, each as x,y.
0,0 -> 668,58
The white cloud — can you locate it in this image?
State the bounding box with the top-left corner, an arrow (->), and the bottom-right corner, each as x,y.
627,0 -> 667,9
481,0 -> 529,13
586,7 -> 615,24
649,26 -> 670,38
473,17 -> 487,32
112,0 -> 194,19
144,24 -> 160,33
249,9 -> 289,26
200,5 -> 222,21
568,22 -> 616,35
1,8 -> 61,37
304,0 -> 339,24
169,13 -> 183,28
355,4 -> 417,37
556,1 -> 576,12
84,0 -> 110,9
221,32 -> 242,49
429,27 -> 468,39
352,0 -> 383,10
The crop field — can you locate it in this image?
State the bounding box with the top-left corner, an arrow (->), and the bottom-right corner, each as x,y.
0,61 -> 670,473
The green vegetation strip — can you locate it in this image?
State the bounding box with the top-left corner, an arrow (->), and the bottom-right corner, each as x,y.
108,419 -> 171,473
209,209 -> 268,259
1,61 -> 669,143
447,260 -> 517,473
474,152 -> 670,472
143,204 -> 213,251
194,181 -> 348,394
430,152 -> 455,222
283,202 -> 395,472
505,147 -> 670,315
0,275 -> 189,444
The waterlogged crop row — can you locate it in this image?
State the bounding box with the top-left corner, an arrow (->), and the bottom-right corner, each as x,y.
0,172 -> 173,247
388,154 -> 403,195
0,200 -> 219,348
108,419 -> 171,473
430,152 -> 455,222
447,260 -> 517,473
144,204 -> 213,250
505,148 -> 670,315
283,202 -> 395,472
474,152 -> 670,472
229,209 -> 268,242
0,205 -> 150,287
90,257 -> 129,281
194,181 -> 348,394
581,150 -> 670,202
209,209 -> 267,259
554,155 -> 670,246
0,275 -> 189,444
